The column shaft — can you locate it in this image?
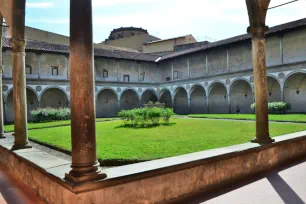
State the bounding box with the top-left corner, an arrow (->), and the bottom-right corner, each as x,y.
251,35 -> 274,144
227,94 -> 231,114
0,16 -> 5,138
11,0 -> 30,149
66,0 -> 106,183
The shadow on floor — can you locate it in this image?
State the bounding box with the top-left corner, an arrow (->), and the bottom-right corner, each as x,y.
169,157 -> 306,204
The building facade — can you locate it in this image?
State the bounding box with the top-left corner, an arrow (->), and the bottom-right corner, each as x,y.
3,18 -> 306,122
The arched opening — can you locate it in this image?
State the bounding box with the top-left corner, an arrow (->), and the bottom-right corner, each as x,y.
5,88 -> 39,123
209,83 -> 228,114
160,90 -> 172,108
267,76 -> 281,102
190,85 -> 207,114
120,89 -> 139,110
96,89 -> 118,118
174,87 -> 188,114
284,72 -> 306,113
40,88 -> 68,108
230,80 -> 253,114
141,90 -> 157,106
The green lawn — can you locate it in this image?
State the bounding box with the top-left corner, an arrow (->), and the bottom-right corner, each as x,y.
28,118 -> 306,161
188,114 -> 306,122
4,118 -> 115,133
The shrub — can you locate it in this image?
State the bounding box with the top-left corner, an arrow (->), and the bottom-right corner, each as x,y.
251,102 -> 291,114
30,107 -> 70,122
118,108 -> 174,127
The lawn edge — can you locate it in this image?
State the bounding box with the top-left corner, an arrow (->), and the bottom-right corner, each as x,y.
188,116 -> 306,123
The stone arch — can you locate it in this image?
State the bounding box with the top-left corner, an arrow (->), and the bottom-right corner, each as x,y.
160,89 -> 172,108
283,71 -> 306,113
230,79 -> 253,114
267,76 -> 281,102
208,81 -> 228,95
190,84 -> 207,114
120,89 -> 140,110
40,87 -> 69,108
96,88 -> 119,118
141,89 -> 158,106
208,82 -> 228,114
174,87 -> 188,114
5,87 -> 39,122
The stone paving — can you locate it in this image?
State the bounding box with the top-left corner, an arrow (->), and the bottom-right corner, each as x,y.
173,158 -> 306,204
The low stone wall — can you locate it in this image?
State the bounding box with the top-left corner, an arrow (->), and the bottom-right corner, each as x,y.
0,132 -> 306,203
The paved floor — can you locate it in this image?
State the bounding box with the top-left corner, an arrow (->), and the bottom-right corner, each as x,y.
173,158 -> 306,204
0,163 -> 45,204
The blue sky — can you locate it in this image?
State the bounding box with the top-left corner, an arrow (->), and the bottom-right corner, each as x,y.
25,0 -> 306,43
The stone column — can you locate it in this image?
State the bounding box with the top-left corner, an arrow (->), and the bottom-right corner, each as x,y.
3,101 -> 7,124
65,0 -> 106,183
249,26 -> 274,144
11,0 -> 31,150
0,15 -> 5,138
206,95 -> 210,113
187,96 -> 191,114
227,93 -> 231,114
280,90 -> 284,102
117,98 -> 121,112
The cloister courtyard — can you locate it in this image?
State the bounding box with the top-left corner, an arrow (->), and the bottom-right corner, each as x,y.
3,115 -> 306,164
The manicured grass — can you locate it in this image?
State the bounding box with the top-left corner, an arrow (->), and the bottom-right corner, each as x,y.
4,118 -> 116,133
188,114 -> 306,122
28,118 -> 306,161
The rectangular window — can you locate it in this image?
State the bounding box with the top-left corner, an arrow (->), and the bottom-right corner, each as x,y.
26,65 -> 32,75
139,72 -> 145,81
173,71 -> 179,79
103,69 -> 108,78
51,66 -> 59,76
123,75 -> 130,82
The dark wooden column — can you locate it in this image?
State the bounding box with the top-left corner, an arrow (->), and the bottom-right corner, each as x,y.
65,0 -> 106,183
246,0 -> 274,144
11,0 -> 31,150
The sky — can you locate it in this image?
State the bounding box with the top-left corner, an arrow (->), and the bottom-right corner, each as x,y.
25,0 -> 306,43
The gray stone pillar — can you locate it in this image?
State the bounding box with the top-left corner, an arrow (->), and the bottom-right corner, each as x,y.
187,96 -> 191,114
281,90 -> 284,102
11,0 -> 31,150
227,94 -> 231,114
206,95 -> 210,113
117,99 -> 121,112
3,101 -> 7,124
65,0 -> 106,183
0,16 -> 5,138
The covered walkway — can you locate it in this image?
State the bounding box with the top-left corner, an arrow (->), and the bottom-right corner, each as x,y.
173,158 -> 306,204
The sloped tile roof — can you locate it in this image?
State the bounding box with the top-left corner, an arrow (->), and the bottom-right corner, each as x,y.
2,38 -> 160,62
160,17 -> 306,61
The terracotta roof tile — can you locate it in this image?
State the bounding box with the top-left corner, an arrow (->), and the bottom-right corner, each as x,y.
160,17 -> 306,61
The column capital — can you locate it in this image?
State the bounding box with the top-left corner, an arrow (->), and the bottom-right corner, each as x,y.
247,25 -> 269,38
9,38 -> 26,53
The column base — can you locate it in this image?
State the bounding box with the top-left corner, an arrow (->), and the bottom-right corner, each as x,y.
251,137 -> 275,144
65,162 -> 107,184
65,170 -> 107,184
0,133 -> 6,139
11,143 -> 32,151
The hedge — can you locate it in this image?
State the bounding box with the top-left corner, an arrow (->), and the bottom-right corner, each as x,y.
31,108 -> 70,122
118,107 -> 174,127
251,102 -> 291,114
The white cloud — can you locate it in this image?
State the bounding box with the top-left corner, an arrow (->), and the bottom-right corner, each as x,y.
27,2 -> 54,9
